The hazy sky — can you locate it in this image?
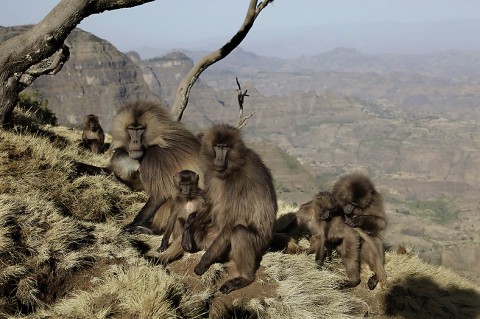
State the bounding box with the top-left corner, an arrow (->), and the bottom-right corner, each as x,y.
1,1 -> 480,58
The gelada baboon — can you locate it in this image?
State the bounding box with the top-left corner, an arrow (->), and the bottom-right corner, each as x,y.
110,101 -> 202,233
296,191 -> 387,290
81,114 -> 105,154
187,124 -> 277,294
332,172 -> 387,238
156,170 -> 209,264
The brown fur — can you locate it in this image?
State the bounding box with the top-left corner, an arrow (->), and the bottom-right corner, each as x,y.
107,148 -> 143,191
110,101 -> 203,233
149,199 -> 173,234
332,172 -> 387,238
156,170 -> 209,264
181,200 -> 213,254
186,124 -> 277,294
269,213 -> 309,254
297,191 -> 387,290
80,114 -> 105,154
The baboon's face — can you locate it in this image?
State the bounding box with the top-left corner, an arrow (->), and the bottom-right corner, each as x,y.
212,144 -> 230,172
126,125 -> 145,160
85,115 -> 99,130
201,124 -> 246,178
354,188 -> 374,209
174,170 -> 200,199
334,188 -> 358,215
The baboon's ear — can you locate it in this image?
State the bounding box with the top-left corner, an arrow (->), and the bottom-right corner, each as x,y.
173,173 -> 182,185
316,208 -> 330,220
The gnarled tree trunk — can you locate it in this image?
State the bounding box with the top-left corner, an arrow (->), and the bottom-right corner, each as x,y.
0,0 -> 155,128
0,0 -> 273,127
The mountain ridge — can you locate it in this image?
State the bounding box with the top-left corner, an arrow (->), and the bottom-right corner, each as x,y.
1,25 -> 479,279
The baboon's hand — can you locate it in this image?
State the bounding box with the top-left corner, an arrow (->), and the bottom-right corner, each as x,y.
181,233 -> 195,252
219,279 -> 240,294
184,212 -> 197,229
344,217 -> 359,228
123,224 -> 153,235
157,239 -> 169,253
219,282 -> 234,294
367,274 -> 379,290
194,262 -> 208,276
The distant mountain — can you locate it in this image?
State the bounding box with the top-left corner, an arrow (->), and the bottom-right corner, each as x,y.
178,46 -> 480,78
133,19 -> 480,59
241,19 -> 480,58
2,26 -> 479,278
179,47 -> 304,73
0,26 -> 159,131
294,47 -> 480,77
183,47 -> 480,121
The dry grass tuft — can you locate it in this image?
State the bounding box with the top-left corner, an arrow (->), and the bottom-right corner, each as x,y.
380,248 -> 480,318
0,129 -> 146,224
66,175 -> 145,222
0,193 -> 98,315
38,263 -> 207,319
2,109 -> 480,318
262,252 -> 367,319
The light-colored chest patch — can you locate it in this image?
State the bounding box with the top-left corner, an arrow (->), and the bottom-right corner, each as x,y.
186,201 -> 195,214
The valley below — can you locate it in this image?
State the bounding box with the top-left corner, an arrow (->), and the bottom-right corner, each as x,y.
2,25 -> 479,281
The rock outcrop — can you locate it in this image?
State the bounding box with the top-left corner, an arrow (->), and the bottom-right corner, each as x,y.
1,26 -> 160,131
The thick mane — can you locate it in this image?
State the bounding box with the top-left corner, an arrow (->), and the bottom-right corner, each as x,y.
332,172 -> 374,205
111,101 -> 199,150
111,100 -> 202,201
332,171 -> 386,238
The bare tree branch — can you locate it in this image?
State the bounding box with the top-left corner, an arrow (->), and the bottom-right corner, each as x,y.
0,0 -> 273,127
171,0 -> 274,122
236,77 -> 254,129
19,45 -> 70,87
0,0 -> 155,127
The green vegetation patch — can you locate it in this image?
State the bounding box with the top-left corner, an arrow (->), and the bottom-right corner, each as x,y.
405,197 -> 460,225
18,91 -> 57,126
278,148 -> 302,171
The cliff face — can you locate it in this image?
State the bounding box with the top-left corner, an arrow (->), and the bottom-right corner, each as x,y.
1,26 -> 160,131
145,52 -> 194,104
136,50 -> 480,277
143,52 -> 229,130
125,51 -> 164,102
2,26 -> 479,278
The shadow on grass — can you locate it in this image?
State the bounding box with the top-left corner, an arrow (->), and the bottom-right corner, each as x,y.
384,275 -> 480,319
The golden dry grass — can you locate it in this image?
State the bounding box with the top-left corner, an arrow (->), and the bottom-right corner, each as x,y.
1,109 -> 479,318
